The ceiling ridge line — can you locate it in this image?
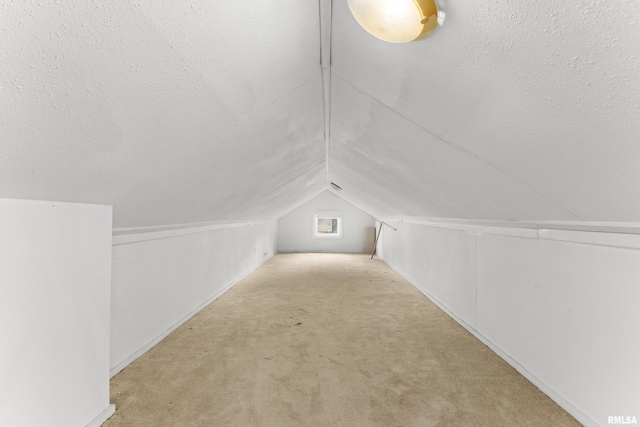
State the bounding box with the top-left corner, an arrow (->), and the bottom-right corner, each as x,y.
333,73 -> 581,220
319,0 -> 333,188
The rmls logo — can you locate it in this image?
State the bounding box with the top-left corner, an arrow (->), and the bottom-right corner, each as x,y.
608,416 -> 638,425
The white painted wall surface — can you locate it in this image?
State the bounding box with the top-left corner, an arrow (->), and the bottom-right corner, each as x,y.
0,198 -> 113,427
110,221 -> 278,376
377,219 -> 640,427
277,190 -> 374,253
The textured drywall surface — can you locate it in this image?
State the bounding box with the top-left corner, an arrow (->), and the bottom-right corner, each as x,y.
111,221 -> 278,375
0,0 -> 325,227
277,190 -> 374,253
0,198 -> 113,427
2,0 -> 640,226
330,78 -> 574,221
330,0 -> 640,221
377,220 -> 640,425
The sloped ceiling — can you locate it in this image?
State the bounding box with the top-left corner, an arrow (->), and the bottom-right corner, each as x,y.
1,0 -> 325,227
2,0 -> 640,227
330,0 -> 640,222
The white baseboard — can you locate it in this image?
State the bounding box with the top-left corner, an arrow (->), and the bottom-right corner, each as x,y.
380,257 -> 597,427
86,404 -> 115,427
109,254 -> 274,378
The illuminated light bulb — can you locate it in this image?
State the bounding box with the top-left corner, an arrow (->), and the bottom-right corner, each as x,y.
347,0 -> 439,43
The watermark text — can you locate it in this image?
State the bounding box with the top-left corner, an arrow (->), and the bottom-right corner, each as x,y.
608,416 -> 637,425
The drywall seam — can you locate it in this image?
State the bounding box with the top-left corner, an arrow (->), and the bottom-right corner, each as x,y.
474,233 -> 478,328
113,219 -> 278,234
538,229 -> 640,251
376,252 -> 597,427
112,220 -> 278,246
332,73 -> 583,219
319,0 -> 332,185
396,217 -> 640,235
85,405 -> 115,427
110,252 -> 275,378
414,222 -> 539,239
384,217 -> 640,249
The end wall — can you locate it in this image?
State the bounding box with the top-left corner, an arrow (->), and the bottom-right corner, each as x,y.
277,190 -> 374,253
0,198 -> 114,427
110,221 -> 278,376
377,219 -> 640,427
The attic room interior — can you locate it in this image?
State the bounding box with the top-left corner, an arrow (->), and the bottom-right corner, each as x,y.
1,0 -> 639,426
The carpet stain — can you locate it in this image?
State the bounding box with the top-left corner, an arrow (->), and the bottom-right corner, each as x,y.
105,253 -> 580,427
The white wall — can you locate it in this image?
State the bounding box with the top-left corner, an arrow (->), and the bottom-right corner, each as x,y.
377,218 -> 640,427
0,198 -> 114,427
277,190 -> 374,253
110,221 -> 278,376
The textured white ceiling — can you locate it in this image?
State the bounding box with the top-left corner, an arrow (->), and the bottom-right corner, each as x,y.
330,0 -> 640,221
2,0 -> 639,227
0,0 -> 325,227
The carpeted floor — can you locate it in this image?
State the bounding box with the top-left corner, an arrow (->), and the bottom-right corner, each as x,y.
104,253 -> 579,426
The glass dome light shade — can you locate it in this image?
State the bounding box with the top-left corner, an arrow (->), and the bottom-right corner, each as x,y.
347,0 -> 438,43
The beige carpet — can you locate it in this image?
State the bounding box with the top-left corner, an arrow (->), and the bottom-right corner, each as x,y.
104,253 -> 579,426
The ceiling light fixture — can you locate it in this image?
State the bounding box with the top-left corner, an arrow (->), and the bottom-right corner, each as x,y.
347,0 -> 440,43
